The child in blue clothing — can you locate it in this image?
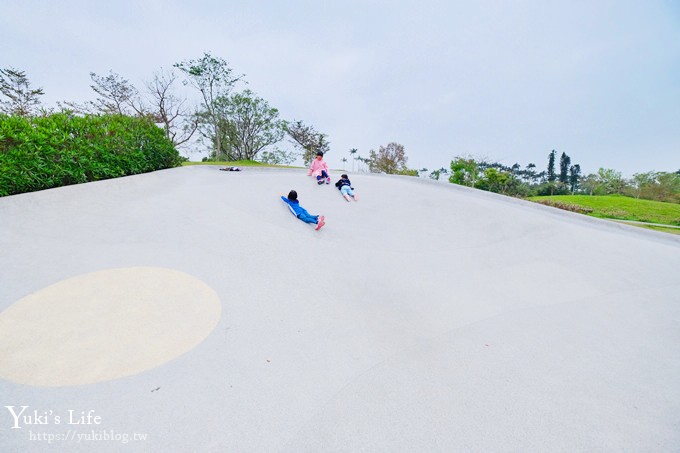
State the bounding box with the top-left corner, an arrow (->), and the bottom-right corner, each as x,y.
334,174 -> 359,202
280,190 -> 326,230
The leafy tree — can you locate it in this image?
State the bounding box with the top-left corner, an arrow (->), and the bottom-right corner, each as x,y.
597,168 -> 627,194
258,148 -> 296,165
547,150 -> 557,182
201,111 -> 234,159
654,172 -> 680,203
368,142 -> 408,174
626,171 -> 680,203
284,120 -> 329,165
580,174 -> 600,195
174,53 -> 243,160
630,171 -> 657,199
449,156 -> 481,187
559,152 -> 571,184
145,68 -> 198,147
215,89 -> 285,160
476,168 -> 525,195
0,67 -> 44,116
568,164 -> 581,193
544,150 -> 558,194
477,168 -> 508,193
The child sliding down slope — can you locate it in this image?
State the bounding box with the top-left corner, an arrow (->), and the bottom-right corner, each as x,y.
334,174 -> 358,202
280,190 -> 325,231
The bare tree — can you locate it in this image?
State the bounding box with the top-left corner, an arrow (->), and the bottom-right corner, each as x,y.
368,142 -> 408,174
284,120 -> 330,165
89,70 -> 145,115
0,67 -> 44,116
56,99 -> 94,115
146,68 -> 198,147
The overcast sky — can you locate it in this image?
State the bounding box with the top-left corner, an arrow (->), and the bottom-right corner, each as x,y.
2,0 -> 679,176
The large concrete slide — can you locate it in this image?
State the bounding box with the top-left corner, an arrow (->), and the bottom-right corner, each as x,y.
1,166 -> 678,451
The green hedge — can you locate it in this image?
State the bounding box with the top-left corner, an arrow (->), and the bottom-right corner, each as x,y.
0,113 -> 182,197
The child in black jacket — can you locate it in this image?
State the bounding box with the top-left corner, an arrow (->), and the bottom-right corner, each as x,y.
334,174 -> 358,202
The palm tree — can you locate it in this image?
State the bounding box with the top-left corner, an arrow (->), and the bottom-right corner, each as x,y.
525,163 -> 537,184
341,157 -> 347,170
356,156 -> 364,172
349,148 -> 358,172
429,168 -> 448,180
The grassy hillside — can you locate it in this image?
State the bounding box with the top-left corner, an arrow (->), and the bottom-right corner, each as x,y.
529,195 -> 680,229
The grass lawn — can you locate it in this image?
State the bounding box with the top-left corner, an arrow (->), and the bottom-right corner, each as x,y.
528,195 -> 680,226
635,224 -> 680,235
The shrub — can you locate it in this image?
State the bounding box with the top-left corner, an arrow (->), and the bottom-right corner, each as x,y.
535,199 -> 594,214
0,113 -> 181,196
395,168 -> 419,177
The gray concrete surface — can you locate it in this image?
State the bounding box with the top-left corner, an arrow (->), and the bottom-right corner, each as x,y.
1,165 -> 679,452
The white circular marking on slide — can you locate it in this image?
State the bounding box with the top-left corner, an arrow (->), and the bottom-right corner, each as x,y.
0,267 -> 221,387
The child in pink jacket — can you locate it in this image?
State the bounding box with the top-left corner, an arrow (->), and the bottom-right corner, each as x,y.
308,151 -> 330,185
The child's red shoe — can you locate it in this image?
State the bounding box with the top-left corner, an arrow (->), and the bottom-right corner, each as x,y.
315,216 -> 325,231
